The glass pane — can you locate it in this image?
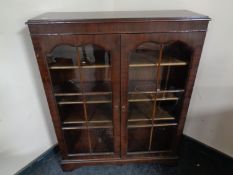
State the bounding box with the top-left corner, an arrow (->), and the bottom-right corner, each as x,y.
59,104 -> 85,124
151,126 -> 176,151
158,41 -> 192,91
162,41 -> 192,64
90,128 -> 114,153
78,44 -> 110,66
64,129 -> 90,154
128,42 -> 159,106
158,66 -> 188,91
128,41 -> 192,120
47,45 -> 77,67
47,44 -> 111,93
156,101 -> 180,121
129,67 -> 156,90
128,102 -> 153,122
87,103 -> 112,123
78,44 -> 112,126
129,42 -> 160,66
128,101 -> 179,124
128,127 -> 150,152
56,95 -> 84,105
51,69 -> 80,94
47,44 -> 114,156
127,41 -> 192,154
47,45 -> 77,94
82,67 -> 111,93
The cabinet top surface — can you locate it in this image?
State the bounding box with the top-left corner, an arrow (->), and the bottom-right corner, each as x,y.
27,10 -> 210,24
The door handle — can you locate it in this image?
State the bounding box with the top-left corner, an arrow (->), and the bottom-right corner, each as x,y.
121,105 -> 126,112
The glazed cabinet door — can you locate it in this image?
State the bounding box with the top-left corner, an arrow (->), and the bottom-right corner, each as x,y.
120,32 -> 206,157
32,34 -> 120,159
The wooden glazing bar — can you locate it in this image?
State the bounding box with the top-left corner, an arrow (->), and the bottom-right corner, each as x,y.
149,100 -> 157,151
76,48 -> 93,154
149,44 -> 164,151
163,65 -> 171,97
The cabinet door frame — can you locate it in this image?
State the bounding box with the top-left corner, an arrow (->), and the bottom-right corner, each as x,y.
31,34 -> 121,159
120,32 -> 207,157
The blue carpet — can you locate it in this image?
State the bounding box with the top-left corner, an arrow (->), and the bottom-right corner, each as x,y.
18,137 -> 233,175
22,153 -> 176,175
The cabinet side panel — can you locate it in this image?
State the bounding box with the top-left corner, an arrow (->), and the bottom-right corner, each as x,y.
30,35 -> 69,158
172,30 -> 209,152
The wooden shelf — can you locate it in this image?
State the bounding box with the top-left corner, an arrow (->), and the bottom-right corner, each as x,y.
55,91 -> 112,97
62,120 -> 113,129
62,107 -> 112,124
53,81 -> 112,94
62,123 -> 113,130
129,89 -> 184,95
127,123 -> 178,128
62,115 -> 112,125
128,80 -> 184,92
57,99 -> 112,105
128,92 -> 179,102
128,105 -> 176,122
49,58 -> 111,70
127,150 -> 171,155
128,102 -> 177,128
129,51 -> 187,67
129,59 -> 187,67
128,80 -> 184,103
57,94 -> 112,104
50,65 -> 111,69
61,103 -> 112,125
67,152 -> 114,157
55,81 -> 112,105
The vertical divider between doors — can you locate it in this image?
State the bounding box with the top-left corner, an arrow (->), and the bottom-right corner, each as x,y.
120,34 -> 130,158
119,34 -> 122,158
111,34 -> 121,157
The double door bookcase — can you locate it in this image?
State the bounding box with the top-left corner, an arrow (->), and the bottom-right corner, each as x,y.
27,10 -> 210,170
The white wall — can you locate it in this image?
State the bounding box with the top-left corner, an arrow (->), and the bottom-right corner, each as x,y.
0,0 -> 233,174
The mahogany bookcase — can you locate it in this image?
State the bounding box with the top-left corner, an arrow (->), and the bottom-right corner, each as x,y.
27,10 -> 210,171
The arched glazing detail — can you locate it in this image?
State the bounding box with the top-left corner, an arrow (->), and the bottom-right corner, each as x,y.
127,41 -> 193,153
47,44 -> 114,155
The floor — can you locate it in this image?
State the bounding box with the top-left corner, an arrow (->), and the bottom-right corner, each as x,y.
18,137 -> 233,175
